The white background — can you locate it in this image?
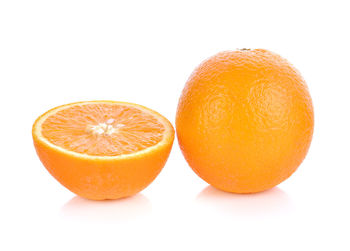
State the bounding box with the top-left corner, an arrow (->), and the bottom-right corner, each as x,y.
0,0 -> 349,250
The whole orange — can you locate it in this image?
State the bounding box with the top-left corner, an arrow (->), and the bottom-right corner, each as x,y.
176,49 -> 314,193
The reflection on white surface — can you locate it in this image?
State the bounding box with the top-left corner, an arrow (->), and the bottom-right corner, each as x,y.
196,186 -> 294,217
61,194 -> 151,223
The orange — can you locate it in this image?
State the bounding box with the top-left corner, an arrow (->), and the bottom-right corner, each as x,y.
33,101 -> 174,200
176,49 -> 314,193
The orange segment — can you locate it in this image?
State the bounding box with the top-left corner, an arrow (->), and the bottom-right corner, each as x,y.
40,103 -> 165,156
32,101 -> 174,200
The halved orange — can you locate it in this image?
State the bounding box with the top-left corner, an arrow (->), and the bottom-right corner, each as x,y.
32,101 -> 174,200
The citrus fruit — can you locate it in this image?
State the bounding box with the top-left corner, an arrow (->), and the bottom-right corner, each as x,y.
33,101 -> 174,200
176,49 -> 314,193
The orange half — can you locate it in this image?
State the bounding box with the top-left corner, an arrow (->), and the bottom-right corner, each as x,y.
32,101 -> 174,200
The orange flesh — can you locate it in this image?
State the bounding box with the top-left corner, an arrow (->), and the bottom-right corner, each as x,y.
41,103 -> 165,156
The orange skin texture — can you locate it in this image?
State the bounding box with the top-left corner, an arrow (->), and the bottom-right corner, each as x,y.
33,136 -> 173,200
33,103 -> 174,200
176,49 -> 314,193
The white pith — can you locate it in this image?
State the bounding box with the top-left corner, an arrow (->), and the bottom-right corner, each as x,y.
86,121 -> 125,136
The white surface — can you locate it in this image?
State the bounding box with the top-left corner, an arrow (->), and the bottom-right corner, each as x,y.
0,0 -> 349,250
